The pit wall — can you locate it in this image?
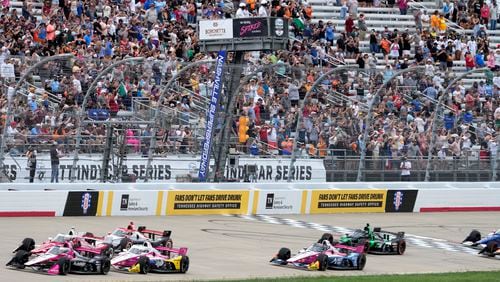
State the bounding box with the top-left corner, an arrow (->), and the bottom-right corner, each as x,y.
0,182 -> 499,216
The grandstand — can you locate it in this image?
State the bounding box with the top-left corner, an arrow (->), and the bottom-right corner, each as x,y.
0,0 -> 498,183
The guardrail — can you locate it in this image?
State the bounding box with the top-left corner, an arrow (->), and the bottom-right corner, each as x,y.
0,182 -> 499,216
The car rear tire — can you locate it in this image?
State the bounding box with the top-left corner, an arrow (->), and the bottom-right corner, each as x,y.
138,256 -> 150,274
119,238 -> 132,251
316,254 -> 328,271
82,232 -> 95,245
397,240 -> 406,255
57,257 -> 70,275
357,254 -> 366,270
100,258 -> 110,274
318,233 -> 334,244
162,238 -> 173,256
8,250 -> 29,268
18,238 -> 35,252
486,241 -> 498,257
359,239 -> 370,252
277,247 -> 291,261
100,244 -> 113,258
179,256 -> 189,273
463,230 -> 481,243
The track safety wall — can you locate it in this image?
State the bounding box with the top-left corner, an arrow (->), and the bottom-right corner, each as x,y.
0,183 -> 499,216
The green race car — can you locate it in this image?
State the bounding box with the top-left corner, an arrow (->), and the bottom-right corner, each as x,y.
335,224 -> 406,255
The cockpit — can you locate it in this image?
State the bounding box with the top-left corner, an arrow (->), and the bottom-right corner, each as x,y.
47,246 -> 70,255
307,243 -> 328,253
128,246 -> 150,255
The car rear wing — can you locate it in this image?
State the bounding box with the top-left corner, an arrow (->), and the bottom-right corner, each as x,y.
373,228 -> 405,239
139,227 -> 172,239
155,246 -> 188,256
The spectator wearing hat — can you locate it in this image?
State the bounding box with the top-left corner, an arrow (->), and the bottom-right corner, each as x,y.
258,0 -> 269,17
236,2 -> 250,18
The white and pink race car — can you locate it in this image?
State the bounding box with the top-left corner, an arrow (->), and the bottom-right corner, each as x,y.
111,242 -> 189,274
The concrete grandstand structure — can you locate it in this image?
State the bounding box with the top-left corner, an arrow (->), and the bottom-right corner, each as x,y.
0,0 -> 498,184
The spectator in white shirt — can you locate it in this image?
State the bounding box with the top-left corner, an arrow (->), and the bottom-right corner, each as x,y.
258,0 -> 269,17
236,3 -> 250,18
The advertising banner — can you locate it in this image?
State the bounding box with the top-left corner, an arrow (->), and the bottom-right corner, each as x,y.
310,190 -> 386,214
256,190 -> 304,214
233,18 -> 268,38
166,190 -> 249,215
63,191 -> 100,216
111,191 -> 158,216
270,18 -> 288,38
385,190 -> 418,213
198,50 -> 226,182
199,19 -> 233,40
3,156 -> 326,183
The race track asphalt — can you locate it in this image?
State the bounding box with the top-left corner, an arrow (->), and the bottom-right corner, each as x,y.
0,212 -> 499,282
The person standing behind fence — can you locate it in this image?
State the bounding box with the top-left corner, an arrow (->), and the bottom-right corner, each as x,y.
400,157 -> 411,181
50,142 -> 62,183
26,147 -> 37,183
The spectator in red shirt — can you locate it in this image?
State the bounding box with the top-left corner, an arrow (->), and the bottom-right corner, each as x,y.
345,14 -> 354,34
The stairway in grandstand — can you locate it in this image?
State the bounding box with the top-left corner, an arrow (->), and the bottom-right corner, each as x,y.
10,1 -> 43,22
308,0 -> 494,85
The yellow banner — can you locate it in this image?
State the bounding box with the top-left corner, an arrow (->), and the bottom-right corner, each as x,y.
166,190 -> 249,215
310,190 -> 386,213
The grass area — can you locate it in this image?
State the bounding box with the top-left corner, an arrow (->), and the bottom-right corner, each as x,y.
218,271 -> 500,282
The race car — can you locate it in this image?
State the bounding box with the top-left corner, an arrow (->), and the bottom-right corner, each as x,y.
462,229 -> 500,257
98,225 -> 173,253
6,243 -> 110,275
111,242 -> 189,274
25,233 -> 113,258
336,224 -> 406,255
270,239 -> 366,271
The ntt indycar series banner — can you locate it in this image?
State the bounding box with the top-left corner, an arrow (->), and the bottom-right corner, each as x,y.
2,156 -> 326,183
198,50 -> 226,182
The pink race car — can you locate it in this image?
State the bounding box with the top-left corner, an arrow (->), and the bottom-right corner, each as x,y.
6,242 -> 110,275
111,242 -> 189,274
270,239 -> 367,271
14,232 -> 113,258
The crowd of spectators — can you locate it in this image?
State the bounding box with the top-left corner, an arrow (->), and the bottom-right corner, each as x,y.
0,0 -> 498,175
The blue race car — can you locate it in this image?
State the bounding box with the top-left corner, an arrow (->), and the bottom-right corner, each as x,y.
462,229 -> 500,257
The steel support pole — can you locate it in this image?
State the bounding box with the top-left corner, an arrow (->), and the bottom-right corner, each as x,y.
71,57 -> 145,182
213,62 -> 293,182
0,54 -> 74,170
288,66 -> 356,182
356,66 -> 425,182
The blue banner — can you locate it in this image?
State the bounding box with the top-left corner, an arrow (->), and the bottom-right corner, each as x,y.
198,50 -> 227,182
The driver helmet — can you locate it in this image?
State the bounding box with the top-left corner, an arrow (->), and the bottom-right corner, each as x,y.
127,222 -> 135,230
